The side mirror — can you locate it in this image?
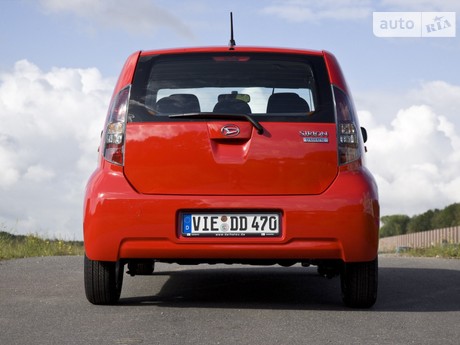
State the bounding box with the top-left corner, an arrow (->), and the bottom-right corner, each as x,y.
360,127 -> 368,143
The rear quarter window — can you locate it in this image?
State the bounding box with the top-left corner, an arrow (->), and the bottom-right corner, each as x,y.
129,53 -> 334,123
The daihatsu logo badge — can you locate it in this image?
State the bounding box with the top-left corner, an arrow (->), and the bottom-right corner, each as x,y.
221,124 -> 240,137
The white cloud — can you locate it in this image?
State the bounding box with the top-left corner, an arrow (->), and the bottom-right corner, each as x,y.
39,0 -> 194,39
24,165 -> 56,182
262,0 -> 372,22
358,81 -> 460,217
0,135 -> 20,188
0,60 -> 113,239
409,81 -> 460,124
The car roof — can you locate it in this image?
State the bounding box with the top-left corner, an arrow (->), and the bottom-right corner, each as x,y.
139,46 -> 325,57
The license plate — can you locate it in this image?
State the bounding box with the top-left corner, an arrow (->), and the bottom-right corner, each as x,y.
181,213 -> 281,237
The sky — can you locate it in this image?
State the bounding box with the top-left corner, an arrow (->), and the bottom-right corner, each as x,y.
0,0 -> 459,240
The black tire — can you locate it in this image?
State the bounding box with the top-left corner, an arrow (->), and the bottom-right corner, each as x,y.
341,258 -> 378,308
84,254 -> 124,305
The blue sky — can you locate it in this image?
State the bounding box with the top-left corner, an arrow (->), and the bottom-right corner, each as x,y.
2,1 -> 458,90
0,0 -> 459,239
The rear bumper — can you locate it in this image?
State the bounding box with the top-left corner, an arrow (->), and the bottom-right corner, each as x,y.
84,165 -> 379,263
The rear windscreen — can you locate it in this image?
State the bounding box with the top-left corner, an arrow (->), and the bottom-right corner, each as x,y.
129,53 -> 334,123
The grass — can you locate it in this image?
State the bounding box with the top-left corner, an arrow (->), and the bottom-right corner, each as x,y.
404,244 -> 459,259
384,243 -> 460,259
0,231 -> 84,261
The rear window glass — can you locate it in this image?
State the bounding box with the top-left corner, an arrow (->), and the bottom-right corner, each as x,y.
129,53 -> 334,123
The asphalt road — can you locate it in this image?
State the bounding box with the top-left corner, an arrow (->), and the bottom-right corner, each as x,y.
0,255 -> 459,345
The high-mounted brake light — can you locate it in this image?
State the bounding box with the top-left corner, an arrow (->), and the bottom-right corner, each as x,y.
334,86 -> 362,165
103,85 -> 130,165
213,56 -> 250,62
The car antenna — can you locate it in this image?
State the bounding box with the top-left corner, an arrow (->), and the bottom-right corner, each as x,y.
229,12 -> 236,50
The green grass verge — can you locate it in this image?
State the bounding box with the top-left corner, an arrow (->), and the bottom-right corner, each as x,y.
0,231 -> 84,260
405,244 -> 459,259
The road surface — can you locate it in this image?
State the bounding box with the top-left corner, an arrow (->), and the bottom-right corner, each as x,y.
0,255 -> 459,344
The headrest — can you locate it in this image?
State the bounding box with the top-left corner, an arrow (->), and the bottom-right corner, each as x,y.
156,93 -> 200,114
267,93 -> 310,113
213,98 -> 251,114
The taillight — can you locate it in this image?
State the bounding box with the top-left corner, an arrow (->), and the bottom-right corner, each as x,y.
103,85 -> 130,165
334,86 -> 362,165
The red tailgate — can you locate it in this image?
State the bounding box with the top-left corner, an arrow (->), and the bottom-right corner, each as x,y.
123,121 -> 338,195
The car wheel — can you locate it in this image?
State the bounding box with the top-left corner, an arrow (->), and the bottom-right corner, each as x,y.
340,258 -> 378,308
84,254 -> 124,305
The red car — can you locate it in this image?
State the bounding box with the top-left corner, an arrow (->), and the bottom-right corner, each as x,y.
83,46 -> 379,308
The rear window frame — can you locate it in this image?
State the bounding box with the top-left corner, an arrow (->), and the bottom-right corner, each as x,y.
129,52 -> 335,123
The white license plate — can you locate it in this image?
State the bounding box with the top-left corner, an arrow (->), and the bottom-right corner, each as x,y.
181,213 -> 281,237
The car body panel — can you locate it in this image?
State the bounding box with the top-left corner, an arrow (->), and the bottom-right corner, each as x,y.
84,161 -> 379,263
123,122 -> 338,195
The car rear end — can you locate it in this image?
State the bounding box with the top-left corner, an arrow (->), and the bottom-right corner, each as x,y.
84,47 -> 379,307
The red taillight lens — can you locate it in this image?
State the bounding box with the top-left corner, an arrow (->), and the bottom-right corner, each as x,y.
103,86 -> 130,165
334,86 -> 362,165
